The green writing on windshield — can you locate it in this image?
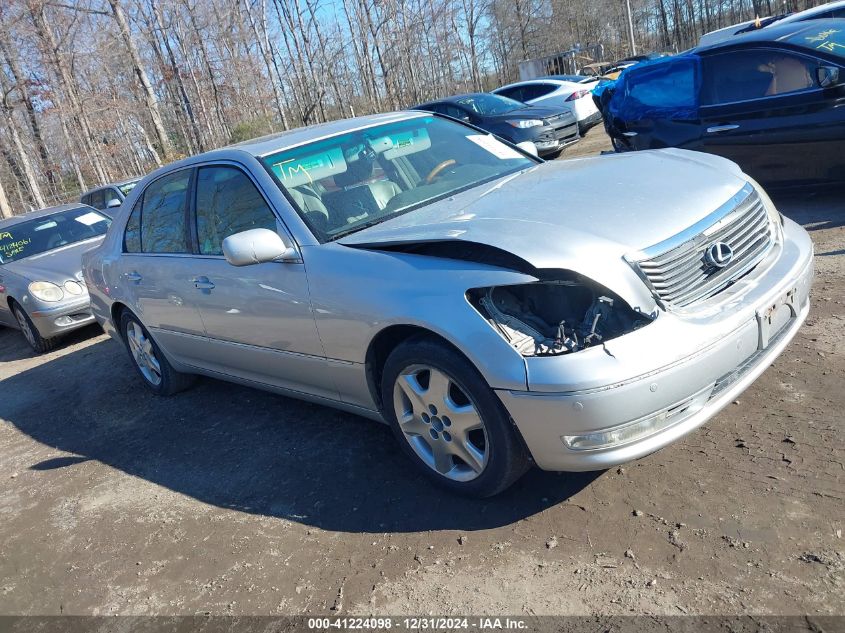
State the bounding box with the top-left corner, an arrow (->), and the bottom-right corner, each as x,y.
802,28 -> 845,55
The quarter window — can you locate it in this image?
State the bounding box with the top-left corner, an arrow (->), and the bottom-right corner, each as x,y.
702,50 -> 820,105
194,166 -> 277,256
124,198 -> 142,253
139,170 -> 190,253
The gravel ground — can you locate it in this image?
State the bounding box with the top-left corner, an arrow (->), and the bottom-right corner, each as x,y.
0,128 -> 842,616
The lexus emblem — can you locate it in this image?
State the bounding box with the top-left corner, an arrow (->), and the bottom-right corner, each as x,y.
704,241 -> 734,268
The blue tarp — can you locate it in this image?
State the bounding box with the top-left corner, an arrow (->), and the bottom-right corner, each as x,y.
593,55 -> 701,122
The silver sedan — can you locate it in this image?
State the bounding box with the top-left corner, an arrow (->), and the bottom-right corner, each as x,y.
0,204 -> 111,352
82,112 -> 813,496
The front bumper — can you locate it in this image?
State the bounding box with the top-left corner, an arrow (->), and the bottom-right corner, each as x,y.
496,219 -> 814,471
25,296 -> 96,338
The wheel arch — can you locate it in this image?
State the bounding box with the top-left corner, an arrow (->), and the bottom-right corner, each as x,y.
365,324 -> 477,413
110,302 -> 129,338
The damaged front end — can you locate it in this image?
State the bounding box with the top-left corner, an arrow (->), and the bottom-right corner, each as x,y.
468,277 -> 653,357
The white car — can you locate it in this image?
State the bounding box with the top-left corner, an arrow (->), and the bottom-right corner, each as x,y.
493,76 -> 602,134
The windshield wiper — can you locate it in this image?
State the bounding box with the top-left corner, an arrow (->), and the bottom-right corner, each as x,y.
330,215 -> 392,241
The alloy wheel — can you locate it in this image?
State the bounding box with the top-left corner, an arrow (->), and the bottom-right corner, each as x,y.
126,321 -> 162,386
393,364 -> 489,482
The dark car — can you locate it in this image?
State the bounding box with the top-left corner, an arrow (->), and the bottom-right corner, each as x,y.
80,177 -> 141,211
412,93 -> 579,157
597,20 -> 845,187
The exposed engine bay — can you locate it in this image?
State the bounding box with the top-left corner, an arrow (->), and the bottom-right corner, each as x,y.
469,280 -> 651,356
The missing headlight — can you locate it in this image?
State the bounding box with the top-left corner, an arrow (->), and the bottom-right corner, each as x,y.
468,279 -> 652,357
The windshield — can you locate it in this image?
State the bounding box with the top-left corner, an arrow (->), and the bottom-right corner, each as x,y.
118,180 -> 140,196
0,207 -> 111,264
260,116 -> 536,242
454,94 -> 526,115
789,25 -> 845,59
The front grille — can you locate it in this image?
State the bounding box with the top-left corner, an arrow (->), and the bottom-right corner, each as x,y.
631,185 -> 774,308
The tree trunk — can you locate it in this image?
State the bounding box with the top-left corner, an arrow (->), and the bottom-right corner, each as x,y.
107,0 -> 174,160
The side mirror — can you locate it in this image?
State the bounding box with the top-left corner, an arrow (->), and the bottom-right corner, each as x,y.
817,66 -> 841,88
516,141 -> 539,157
106,198 -> 121,209
222,228 -> 297,267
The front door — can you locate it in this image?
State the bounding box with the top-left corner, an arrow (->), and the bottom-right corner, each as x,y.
699,47 -> 845,186
183,164 -> 333,399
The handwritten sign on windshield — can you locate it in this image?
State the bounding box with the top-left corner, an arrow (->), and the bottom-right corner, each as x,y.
0,231 -> 32,261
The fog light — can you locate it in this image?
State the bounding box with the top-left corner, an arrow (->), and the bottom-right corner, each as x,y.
562,390 -> 709,451
54,316 -> 73,326
562,411 -> 674,450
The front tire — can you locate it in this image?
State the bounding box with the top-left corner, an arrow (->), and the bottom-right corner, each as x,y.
120,311 -> 195,395
381,337 -> 530,497
12,302 -> 57,354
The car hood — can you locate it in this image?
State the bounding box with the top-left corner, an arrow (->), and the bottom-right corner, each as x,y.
339,148 -> 749,311
2,237 -> 104,284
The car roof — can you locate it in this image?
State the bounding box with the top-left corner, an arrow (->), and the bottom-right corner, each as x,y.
133,111 -> 433,185
0,203 -> 92,230
80,177 -> 141,196
495,76 -> 590,90
228,111 -> 428,157
694,17 -> 845,53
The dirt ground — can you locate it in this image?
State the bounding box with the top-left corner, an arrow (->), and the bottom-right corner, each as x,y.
0,127 -> 842,617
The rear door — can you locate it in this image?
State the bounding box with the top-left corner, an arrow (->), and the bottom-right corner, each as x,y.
182,163 -> 333,398
117,168 -> 207,364
700,46 -> 845,186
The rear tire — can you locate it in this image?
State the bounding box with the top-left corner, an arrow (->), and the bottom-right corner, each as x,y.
11,302 -> 57,354
381,337 -> 530,497
120,310 -> 195,396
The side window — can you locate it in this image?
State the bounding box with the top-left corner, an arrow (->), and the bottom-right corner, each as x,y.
124,197 -> 142,253
80,194 -> 90,206
194,166 -> 277,256
103,187 -> 121,207
88,189 -> 105,210
702,50 -> 820,105
140,170 -> 190,253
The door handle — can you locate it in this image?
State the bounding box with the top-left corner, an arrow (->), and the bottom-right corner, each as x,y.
191,276 -> 215,290
125,272 -> 142,283
621,131 -> 638,137
706,124 -> 740,134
